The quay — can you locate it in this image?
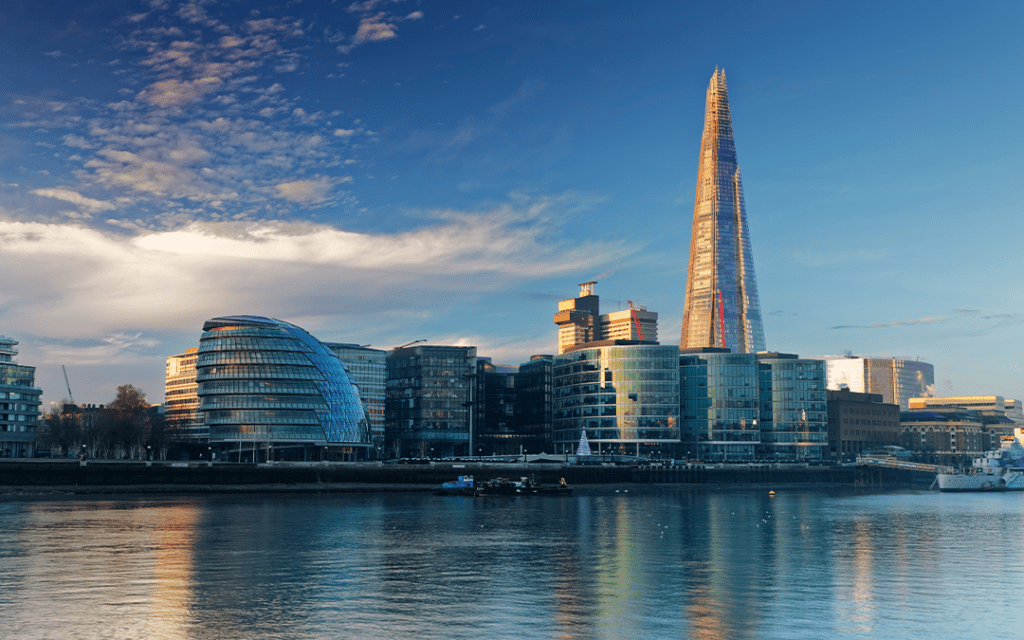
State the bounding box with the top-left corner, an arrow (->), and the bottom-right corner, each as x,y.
0,458 -> 930,492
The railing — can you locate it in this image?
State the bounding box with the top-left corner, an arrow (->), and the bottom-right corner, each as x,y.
856,455 -> 952,474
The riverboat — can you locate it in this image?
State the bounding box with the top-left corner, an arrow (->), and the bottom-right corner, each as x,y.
474,476 -> 573,496
936,436 -> 1024,492
435,475 -> 476,496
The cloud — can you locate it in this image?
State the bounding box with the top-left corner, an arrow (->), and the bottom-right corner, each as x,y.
0,199 -> 636,342
275,177 -> 345,203
30,188 -> 117,212
829,316 -> 947,330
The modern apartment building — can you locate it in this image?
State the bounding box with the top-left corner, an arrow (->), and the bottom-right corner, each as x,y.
164,347 -> 204,442
0,336 -> 41,458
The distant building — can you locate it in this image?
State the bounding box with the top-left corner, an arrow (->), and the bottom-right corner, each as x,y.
553,342 -> 679,457
324,343 -> 386,459
679,348 -> 758,461
824,356 -> 934,409
385,345 -> 477,458
196,316 -> 370,461
514,355 -> 553,455
826,389 -> 901,461
899,409 -> 1013,465
164,347 -> 204,442
0,336 -> 41,458
909,395 -> 1006,414
554,282 -> 601,354
756,353 -> 828,461
600,308 -> 658,342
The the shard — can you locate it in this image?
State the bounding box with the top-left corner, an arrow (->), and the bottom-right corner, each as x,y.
680,69 -> 765,353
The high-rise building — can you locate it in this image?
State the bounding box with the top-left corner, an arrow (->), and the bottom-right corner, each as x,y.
475,358 -> 519,456
514,355 -> 553,455
164,347 -> 204,442
554,282 -> 659,353
824,356 -> 935,409
554,282 -> 601,354
679,348 -> 759,461
681,69 -> 765,354
0,336 -> 41,458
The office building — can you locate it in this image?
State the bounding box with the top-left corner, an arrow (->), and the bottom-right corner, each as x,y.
756,353 -> 828,461
600,307 -> 658,342
0,336 -> 41,458
824,356 -> 934,409
385,345 -> 477,458
679,348 -> 759,461
553,343 -> 680,457
514,355 -> 553,455
475,358 -> 519,456
195,316 -> 370,461
899,409 -> 1012,465
324,343 -> 386,459
680,69 -> 766,354
554,282 -> 601,354
826,389 -> 901,461
164,347 -> 204,442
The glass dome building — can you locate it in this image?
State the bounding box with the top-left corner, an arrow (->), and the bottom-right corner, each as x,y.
196,316 -> 370,461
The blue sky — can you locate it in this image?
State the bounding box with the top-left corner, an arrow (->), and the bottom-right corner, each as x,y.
0,0 -> 1021,408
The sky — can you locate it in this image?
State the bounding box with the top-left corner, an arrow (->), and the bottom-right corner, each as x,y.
0,0 -> 1021,408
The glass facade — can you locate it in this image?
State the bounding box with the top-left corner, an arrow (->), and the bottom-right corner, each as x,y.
825,357 -> 935,409
0,336 -> 41,458
195,316 -> 370,457
681,69 -> 765,354
385,345 -> 477,458
679,349 -> 759,461
165,348 -> 205,442
552,344 -> 679,457
324,343 -> 386,459
756,355 -> 827,461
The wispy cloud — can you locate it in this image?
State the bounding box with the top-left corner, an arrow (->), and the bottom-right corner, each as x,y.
829,316 -> 947,330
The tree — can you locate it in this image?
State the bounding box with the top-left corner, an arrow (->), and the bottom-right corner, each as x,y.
98,385 -> 151,459
37,401 -> 83,457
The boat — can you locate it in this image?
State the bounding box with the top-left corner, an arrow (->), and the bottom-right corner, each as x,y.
435,475 -> 476,496
475,476 -> 573,496
936,436 -> 1024,492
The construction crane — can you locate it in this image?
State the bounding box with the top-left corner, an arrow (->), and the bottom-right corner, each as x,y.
393,339 -> 427,350
628,301 -> 645,341
62,365 -> 76,406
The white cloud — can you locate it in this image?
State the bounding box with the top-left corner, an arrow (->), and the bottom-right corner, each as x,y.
274,177 -> 340,203
333,128 -> 356,137
30,188 -> 117,212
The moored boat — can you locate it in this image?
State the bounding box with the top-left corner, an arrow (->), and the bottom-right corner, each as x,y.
475,476 -> 573,496
936,437 -> 1024,492
436,475 -> 475,496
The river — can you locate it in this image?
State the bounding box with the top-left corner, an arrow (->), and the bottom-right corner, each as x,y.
1,486 -> 1022,639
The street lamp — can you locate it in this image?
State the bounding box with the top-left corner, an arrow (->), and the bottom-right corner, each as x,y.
147,445 -> 151,461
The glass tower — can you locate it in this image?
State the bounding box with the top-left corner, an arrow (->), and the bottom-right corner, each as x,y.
681,69 -> 765,354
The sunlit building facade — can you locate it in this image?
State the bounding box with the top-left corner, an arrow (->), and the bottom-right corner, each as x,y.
0,336 -> 41,458
554,282 -> 601,354
164,347 -> 205,442
679,348 -> 759,461
552,343 -> 680,457
756,353 -> 827,461
680,69 -> 765,354
825,356 -> 935,409
195,316 -> 370,461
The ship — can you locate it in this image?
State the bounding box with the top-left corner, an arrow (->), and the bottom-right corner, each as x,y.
936,436 -> 1024,492
474,476 -> 573,496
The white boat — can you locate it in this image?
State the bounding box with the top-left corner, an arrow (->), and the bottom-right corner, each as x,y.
936,436 -> 1024,492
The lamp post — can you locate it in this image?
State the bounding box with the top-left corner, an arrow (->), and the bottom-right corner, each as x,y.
147,445 -> 151,461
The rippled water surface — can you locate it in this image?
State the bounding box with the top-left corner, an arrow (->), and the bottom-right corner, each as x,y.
2,487 -> 1023,639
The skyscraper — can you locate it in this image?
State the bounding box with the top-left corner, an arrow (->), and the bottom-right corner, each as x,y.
681,69 -> 765,353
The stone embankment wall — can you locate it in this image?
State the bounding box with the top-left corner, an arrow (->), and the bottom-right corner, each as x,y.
0,459 -> 924,488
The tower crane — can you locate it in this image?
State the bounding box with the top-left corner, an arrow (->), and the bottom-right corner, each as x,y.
393,339 -> 427,350
62,365 -> 76,406
628,301 -> 645,341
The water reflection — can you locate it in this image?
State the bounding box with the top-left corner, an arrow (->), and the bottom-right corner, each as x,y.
1,490 -> 1023,639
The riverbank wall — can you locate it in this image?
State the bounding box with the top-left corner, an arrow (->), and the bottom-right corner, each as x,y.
0,459 -> 927,490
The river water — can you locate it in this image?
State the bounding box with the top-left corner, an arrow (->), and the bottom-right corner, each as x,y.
1,487 -> 1022,639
